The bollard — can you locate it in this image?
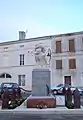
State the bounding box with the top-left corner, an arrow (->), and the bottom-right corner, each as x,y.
2,88 -> 9,109
66,87 -> 73,108
73,88 -> 81,109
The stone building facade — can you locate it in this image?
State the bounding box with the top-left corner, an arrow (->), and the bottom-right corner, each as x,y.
0,31 -> 83,90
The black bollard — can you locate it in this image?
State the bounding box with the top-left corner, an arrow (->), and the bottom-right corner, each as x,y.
73,88 -> 81,109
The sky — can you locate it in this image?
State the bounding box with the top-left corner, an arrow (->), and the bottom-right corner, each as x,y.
0,0 -> 83,42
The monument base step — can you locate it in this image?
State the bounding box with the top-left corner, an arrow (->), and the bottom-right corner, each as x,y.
27,96 -> 56,108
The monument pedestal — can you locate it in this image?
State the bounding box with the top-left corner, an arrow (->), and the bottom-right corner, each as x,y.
27,68 -> 56,108
27,96 -> 56,108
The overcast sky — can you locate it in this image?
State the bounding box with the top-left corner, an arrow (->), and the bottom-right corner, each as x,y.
0,0 -> 83,42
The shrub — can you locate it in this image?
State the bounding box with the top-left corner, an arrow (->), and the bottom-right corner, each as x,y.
8,97 -> 25,109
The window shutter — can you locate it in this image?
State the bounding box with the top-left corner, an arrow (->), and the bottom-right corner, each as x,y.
56,41 -> 61,53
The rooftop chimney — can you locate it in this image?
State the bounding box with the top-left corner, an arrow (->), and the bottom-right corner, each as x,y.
19,31 -> 26,40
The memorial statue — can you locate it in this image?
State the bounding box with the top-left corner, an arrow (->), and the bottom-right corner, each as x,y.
34,43 -> 51,67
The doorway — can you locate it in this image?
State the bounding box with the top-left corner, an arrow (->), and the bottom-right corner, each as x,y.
64,76 -> 71,85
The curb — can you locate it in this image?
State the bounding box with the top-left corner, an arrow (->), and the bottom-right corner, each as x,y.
0,108 -> 83,115
13,108 -> 83,115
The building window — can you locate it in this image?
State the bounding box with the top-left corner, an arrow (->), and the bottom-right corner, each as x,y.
0,73 -> 12,78
6,74 -> 12,78
69,39 -> 75,52
69,59 -> 76,69
56,60 -> 62,69
20,54 -> 24,65
0,73 -> 5,78
56,40 -> 61,53
18,75 -> 25,86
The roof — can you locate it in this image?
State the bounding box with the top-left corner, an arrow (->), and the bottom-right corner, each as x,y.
0,31 -> 83,46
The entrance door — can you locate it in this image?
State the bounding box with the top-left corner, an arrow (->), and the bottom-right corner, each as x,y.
64,76 -> 71,85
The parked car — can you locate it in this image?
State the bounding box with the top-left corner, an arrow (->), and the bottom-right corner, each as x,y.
51,84 -> 71,95
51,84 -> 64,91
0,82 -> 21,97
70,87 -> 83,95
51,84 -> 83,95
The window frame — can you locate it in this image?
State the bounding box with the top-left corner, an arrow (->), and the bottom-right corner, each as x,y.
56,59 -> 62,69
20,54 -> 24,65
18,75 -> 25,86
69,39 -> 75,52
69,58 -> 76,69
56,40 -> 62,53
0,73 -> 12,78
